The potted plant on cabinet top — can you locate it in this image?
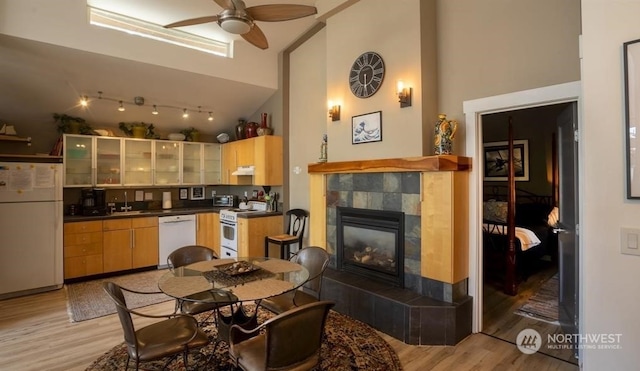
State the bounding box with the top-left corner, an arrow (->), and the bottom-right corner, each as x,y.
119,122 -> 159,139
180,127 -> 200,142
53,113 -> 93,134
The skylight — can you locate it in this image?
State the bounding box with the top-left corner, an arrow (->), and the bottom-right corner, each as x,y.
89,7 -> 230,58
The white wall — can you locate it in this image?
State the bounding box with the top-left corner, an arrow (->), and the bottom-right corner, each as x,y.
288,28 -> 327,216
581,0 -> 640,368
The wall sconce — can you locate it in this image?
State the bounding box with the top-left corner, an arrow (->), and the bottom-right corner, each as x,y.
397,81 -> 412,108
328,101 -> 341,121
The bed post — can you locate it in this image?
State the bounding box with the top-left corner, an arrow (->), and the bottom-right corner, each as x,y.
505,117 -> 518,295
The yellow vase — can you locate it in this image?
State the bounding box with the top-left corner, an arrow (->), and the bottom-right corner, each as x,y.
132,126 -> 146,138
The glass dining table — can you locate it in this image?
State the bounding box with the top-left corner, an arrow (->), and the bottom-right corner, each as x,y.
158,256 -> 310,343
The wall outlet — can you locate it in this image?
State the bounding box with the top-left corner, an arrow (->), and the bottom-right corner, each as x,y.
144,192 -> 153,201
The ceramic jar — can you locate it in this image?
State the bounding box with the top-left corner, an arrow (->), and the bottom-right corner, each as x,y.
235,119 -> 246,140
245,122 -> 258,138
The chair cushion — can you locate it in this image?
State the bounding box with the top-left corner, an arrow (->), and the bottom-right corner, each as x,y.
134,316 -> 209,361
261,290 -> 318,314
267,234 -> 299,243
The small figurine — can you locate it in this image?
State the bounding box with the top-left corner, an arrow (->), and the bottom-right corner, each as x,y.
319,134 -> 328,163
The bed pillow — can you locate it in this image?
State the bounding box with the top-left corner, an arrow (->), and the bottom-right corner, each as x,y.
483,200 -> 508,223
547,206 -> 559,227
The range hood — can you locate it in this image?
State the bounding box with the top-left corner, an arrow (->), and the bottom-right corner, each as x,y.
232,165 -> 255,176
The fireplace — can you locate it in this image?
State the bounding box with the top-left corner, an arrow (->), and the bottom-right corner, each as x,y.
336,206 -> 404,287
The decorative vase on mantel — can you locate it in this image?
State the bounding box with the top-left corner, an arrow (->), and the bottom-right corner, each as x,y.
245,121 -> 258,138
433,113 -> 458,155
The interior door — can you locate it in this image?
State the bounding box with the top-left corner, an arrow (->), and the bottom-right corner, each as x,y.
556,102 -> 579,353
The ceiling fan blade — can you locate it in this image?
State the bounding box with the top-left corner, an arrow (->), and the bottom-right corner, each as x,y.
165,15 -> 220,28
246,4 -> 317,22
213,0 -> 235,10
242,24 -> 268,50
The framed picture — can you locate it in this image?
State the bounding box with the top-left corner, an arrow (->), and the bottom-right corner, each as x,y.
352,111 -> 382,144
483,140 -> 530,181
179,188 -> 188,200
624,38 -> 640,198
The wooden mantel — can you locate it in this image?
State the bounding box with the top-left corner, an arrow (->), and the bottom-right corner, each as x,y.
308,155 -> 471,174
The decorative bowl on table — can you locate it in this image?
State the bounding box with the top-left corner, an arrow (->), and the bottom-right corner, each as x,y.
218,261 -> 261,276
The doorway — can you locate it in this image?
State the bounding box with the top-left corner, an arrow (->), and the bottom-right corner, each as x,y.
463,81 -> 581,363
480,103 -> 577,364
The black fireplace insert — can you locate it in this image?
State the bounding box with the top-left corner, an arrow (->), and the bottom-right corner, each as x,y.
336,206 -> 404,287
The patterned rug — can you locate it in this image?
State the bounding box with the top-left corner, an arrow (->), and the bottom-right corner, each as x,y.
66,269 -> 172,322
86,307 -> 402,371
514,273 -> 559,324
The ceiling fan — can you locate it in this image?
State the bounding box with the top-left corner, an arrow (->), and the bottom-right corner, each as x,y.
164,0 -> 317,50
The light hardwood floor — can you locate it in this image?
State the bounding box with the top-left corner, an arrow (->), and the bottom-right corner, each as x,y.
0,284 -> 579,371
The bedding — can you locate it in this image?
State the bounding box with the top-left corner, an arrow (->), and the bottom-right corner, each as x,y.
482,223 -> 541,251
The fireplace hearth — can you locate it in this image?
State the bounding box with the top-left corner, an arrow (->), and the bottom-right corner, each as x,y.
336,206 -> 404,287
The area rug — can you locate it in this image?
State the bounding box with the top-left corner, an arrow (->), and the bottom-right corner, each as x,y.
66,269 -> 172,322
514,273 -> 559,324
86,307 -> 402,371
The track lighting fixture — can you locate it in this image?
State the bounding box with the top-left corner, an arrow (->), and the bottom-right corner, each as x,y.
77,91 -> 215,121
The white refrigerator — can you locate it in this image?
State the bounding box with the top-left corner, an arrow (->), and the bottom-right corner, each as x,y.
0,161 -> 64,299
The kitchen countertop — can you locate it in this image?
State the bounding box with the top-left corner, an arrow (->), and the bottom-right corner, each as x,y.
64,207 -> 282,222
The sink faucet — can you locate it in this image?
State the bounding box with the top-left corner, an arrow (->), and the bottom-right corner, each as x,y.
120,191 -> 132,212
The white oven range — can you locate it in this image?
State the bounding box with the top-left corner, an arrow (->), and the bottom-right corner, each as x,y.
219,201 -> 267,258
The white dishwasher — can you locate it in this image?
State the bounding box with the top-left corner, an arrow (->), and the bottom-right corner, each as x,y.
158,214 -> 196,268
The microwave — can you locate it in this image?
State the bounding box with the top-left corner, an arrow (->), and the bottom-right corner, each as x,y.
213,195 -> 236,207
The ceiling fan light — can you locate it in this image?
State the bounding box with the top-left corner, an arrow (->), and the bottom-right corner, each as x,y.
220,18 -> 251,34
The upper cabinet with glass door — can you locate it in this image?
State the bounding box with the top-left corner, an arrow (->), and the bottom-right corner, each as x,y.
203,143 -> 221,184
123,138 -> 153,186
95,137 -> 122,187
63,135 -> 93,187
182,142 -> 202,185
155,141 -> 181,186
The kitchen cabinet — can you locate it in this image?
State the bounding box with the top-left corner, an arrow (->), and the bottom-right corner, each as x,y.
155,140 -> 181,185
183,142 -> 221,185
95,137 -> 122,186
103,217 -> 158,273
221,135 -> 282,185
237,215 -> 282,257
203,143 -> 222,184
196,212 -> 220,256
63,135 -> 93,187
63,220 -> 103,279
221,139 -> 254,185
122,139 -> 153,186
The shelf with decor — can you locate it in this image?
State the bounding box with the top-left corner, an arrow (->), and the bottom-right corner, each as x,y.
0,134 -> 32,144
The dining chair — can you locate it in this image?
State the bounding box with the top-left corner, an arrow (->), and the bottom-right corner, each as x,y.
264,208 -> 309,259
228,301 -> 335,371
167,245 -> 220,322
260,246 -> 330,315
103,281 -> 209,371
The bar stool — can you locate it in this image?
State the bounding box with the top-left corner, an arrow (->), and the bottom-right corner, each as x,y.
264,208 -> 308,259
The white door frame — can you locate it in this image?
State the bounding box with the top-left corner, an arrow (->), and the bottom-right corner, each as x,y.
463,81 -> 582,333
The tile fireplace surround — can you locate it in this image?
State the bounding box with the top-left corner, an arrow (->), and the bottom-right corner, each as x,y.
308,155 -> 472,345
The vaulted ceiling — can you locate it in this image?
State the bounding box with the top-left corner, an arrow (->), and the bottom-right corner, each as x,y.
0,0 -> 322,138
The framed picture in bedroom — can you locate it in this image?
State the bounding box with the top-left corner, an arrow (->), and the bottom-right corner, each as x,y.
483,140 -> 530,181
624,38 -> 640,198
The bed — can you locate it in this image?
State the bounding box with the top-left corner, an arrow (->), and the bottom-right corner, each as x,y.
482,121 -> 559,295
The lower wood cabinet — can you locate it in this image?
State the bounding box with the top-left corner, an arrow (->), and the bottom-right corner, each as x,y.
63,220 -> 104,279
103,217 -> 159,273
238,215 -> 283,257
196,212 -> 220,257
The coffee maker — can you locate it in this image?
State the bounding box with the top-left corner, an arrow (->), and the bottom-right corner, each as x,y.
81,188 -> 107,216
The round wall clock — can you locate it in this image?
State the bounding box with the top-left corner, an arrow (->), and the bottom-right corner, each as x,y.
349,51 -> 385,98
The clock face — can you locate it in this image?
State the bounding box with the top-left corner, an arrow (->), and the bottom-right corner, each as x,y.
349,52 -> 385,98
